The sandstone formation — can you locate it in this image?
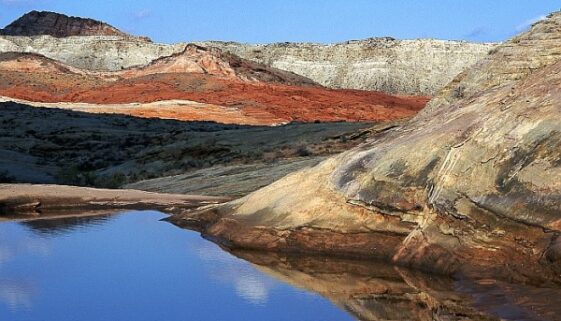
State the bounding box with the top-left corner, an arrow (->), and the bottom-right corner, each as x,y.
0,184 -> 227,216
115,44 -> 317,86
422,11 -> 561,115
171,11 -> 561,284
0,52 -> 85,74
0,10 -> 150,41
0,47 -> 428,125
0,12 -> 495,96
0,35 -> 185,71
197,38 -> 497,95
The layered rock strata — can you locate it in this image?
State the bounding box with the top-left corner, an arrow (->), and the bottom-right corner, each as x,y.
171,11 -> 561,284
197,38 -> 497,95
0,12 -> 496,95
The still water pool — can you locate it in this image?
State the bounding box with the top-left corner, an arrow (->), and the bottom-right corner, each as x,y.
2,210 -> 561,321
0,211 -> 353,321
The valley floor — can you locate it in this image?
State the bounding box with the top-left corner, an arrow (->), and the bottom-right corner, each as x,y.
0,101 -> 383,196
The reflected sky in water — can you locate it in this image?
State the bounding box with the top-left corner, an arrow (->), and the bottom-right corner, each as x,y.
0,211 -> 352,321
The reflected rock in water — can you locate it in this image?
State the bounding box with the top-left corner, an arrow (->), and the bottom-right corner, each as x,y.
229,250 -> 561,321
19,212 -> 115,237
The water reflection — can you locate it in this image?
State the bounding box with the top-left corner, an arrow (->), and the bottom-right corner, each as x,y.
1,211 -> 561,321
0,211 -> 352,321
20,214 -> 114,237
0,279 -> 36,311
228,250 -> 561,321
194,242 -> 278,305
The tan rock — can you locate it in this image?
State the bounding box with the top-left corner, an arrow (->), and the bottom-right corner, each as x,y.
172,11 -> 561,284
197,38 -> 496,95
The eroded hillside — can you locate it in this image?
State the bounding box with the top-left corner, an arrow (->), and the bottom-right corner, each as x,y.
198,38 -> 496,95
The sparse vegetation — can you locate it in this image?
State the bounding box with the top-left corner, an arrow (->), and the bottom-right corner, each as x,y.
0,102 -> 374,189
0,170 -> 15,183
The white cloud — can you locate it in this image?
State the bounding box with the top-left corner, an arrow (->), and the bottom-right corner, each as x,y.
0,279 -> 36,311
234,275 -> 269,304
516,14 -> 547,32
133,9 -> 152,20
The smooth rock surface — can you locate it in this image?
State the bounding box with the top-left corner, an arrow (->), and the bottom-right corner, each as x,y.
172,11 -> 561,284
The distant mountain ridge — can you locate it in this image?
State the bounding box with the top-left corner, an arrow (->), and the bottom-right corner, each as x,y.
0,10 -> 151,41
0,11 -> 496,95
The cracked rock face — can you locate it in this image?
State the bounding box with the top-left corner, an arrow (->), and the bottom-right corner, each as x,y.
171,11 -> 561,284
197,38 -> 496,95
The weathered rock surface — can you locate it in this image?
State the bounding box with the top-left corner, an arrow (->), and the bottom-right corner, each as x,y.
0,11 -> 150,41
0,12 -> 495,96
0,184 -> 227,216
197,38 -> 497,95
172,11 -> 561,284
116,44 -> 317,86
0,49 -> 428,125
0,35 -> 185,71
422,11 -> 561,115
125,157 -> 328,197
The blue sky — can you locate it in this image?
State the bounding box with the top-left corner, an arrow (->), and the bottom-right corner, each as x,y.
0,0 -> 559,44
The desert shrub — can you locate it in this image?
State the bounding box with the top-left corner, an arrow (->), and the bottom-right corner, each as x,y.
453,86 -> 465,99
56,166 -> 83,185
0,170 -> 15,183
296,146 -> 312,157
94,173 -> 126,189
56,166 -> 97,186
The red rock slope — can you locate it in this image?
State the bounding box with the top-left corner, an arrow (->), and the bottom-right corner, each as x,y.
0,45 -> 429,125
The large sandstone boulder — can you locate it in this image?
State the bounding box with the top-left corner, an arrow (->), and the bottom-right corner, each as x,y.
171,11 -> 561,284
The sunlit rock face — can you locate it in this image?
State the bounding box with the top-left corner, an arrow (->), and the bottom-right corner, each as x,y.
0,35 -> 185,71
197,38 -> 496,95
172,11 -> 561,284
422,11 -> 561,115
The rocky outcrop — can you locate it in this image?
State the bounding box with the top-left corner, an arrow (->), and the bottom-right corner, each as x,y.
171,11 -> 561,284
0,52 -> 84,74
0,47 -> 428,125
0,11 -> 150,41
422,11 -> 561,115
117,44 -> 317,86
0,11 -> 496,95
0,35 -> 185,71
197,38 -> 497,95
0,184 -> 227,216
